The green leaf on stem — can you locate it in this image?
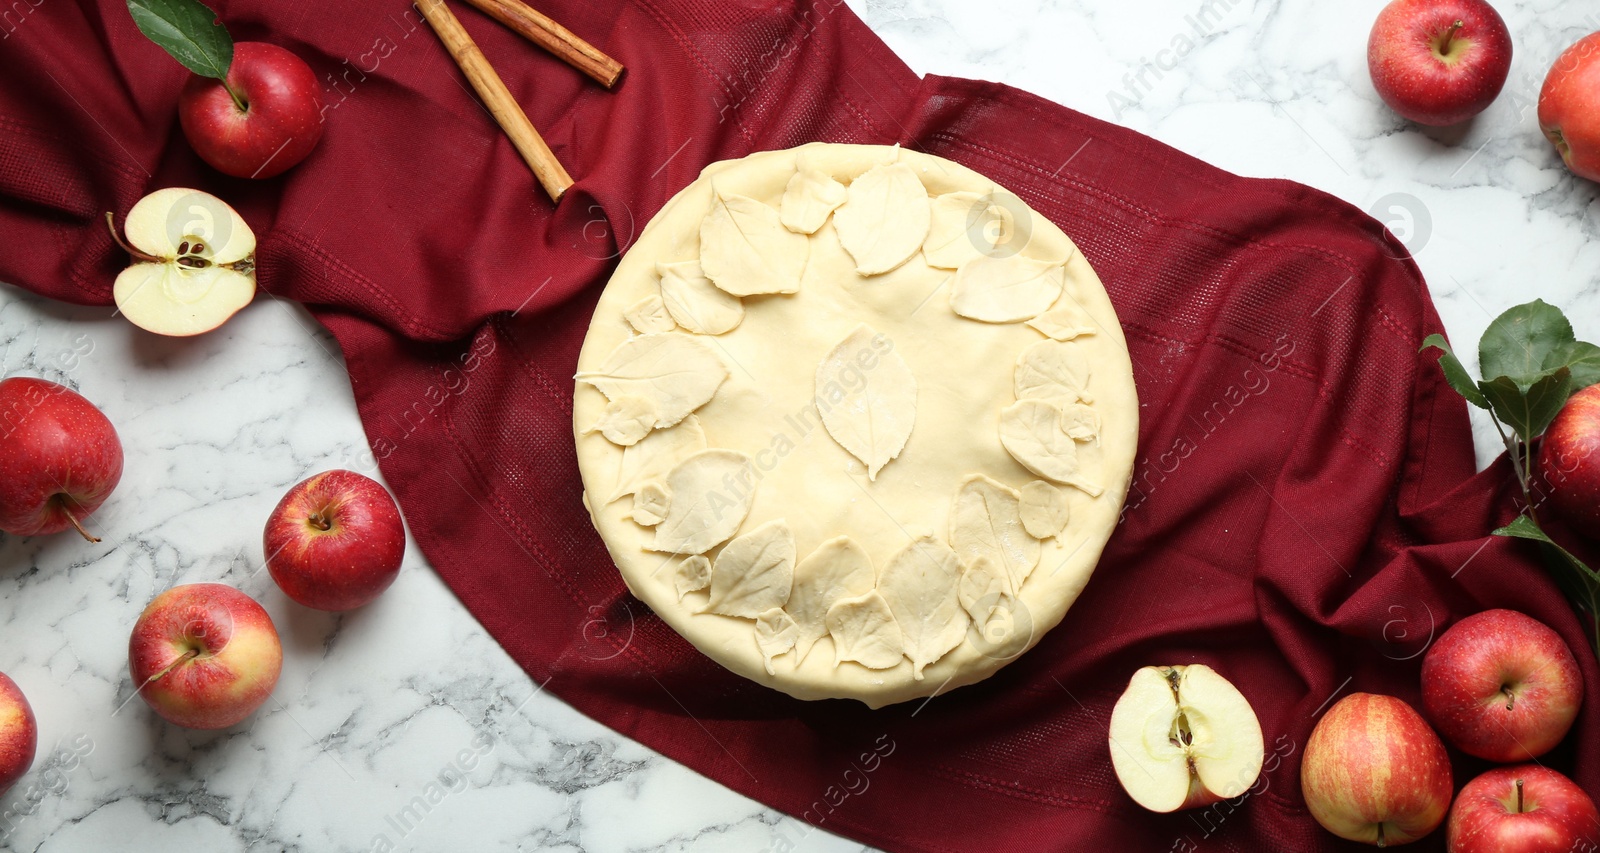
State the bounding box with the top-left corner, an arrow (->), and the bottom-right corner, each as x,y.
1471,301 -> 1600,659
1494,515 -> 1600,586
127,0 -> 233,80
1546,340 -> 1600,390
1421,334 -> 1490,409
1479,368 -> 1572,442
1479,299 -> 1575,391
1526,367 -> 1575,439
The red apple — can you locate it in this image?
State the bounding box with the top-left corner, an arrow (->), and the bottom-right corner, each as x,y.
0,376 -> 123,542
1540,383 -> 1600,533
1539,33 -> 1600,182
1367,0 -> 1514,126
0,672 -> 36,796
1447,765 -> 1600,852
1421,609 -> 1582,762
264,470 -> 405,611
1302,693 -> 1453,847
178,42 -> 323,179
129,583 -> 282,729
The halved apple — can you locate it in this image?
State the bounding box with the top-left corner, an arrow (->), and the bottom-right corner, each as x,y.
107,188 -> 256,336
1107,664 -> 1265,813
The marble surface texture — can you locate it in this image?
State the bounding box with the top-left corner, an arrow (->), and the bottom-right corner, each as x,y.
2,0 -> 1598,850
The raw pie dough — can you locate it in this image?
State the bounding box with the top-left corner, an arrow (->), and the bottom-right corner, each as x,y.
573,144 -> 1137,707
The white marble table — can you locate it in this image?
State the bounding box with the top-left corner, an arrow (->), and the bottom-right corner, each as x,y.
1,0 -> 1596,850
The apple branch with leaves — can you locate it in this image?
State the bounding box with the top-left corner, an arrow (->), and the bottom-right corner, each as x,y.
1422,299 -> 1600,655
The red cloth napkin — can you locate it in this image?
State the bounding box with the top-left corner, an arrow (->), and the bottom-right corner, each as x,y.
2,1 -> 1596,850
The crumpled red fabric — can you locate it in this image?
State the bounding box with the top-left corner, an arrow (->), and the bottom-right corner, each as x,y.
2,1 -> 1595,850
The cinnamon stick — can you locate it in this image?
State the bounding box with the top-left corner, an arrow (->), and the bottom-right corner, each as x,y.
458,0 -> 624,88
417,0 -> 574,202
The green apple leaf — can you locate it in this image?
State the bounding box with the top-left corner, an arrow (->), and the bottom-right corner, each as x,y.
1494,515 -> 1600,586
1546,340 -> 1600,390
1526,367 -> 1576,438
1479,369 -> 1573,442
127,0 -> 233,81
1479,299 -> 1575,391
1420,334 -> 1490,409
1478,376 -> 1527,437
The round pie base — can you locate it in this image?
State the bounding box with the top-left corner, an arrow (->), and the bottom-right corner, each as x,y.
574,143 -> 1137,707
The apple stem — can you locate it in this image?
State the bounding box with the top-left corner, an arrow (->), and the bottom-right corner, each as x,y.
1515,778 -> 1524,814
307,512 -> 332,532
142,648 -> 199,688
1489,413 -> 1544,528
1442,20 -> 1465,53
1376,823 -> 1386,848
1524,438 -> 1539,525
63,510 -> 99,543
1503,685 -> 1516,711
222,80 -> 248,114
104,212 -> 159,264
51,495 -> 100,543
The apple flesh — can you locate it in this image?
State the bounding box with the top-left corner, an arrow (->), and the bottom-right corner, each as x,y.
1107,664 -> 1264,813
108,187 -> 256,337
264,470 -> 406,611
0,672 -> 37,796
0,376 -> 123,541
1539,33 -> 1600,183
1540,383 -> 1600,533
1367,0 -> 1513,126
1302,693 -> 1453,847
1447,765 -> 1600,853
178,42 -> 324,179
1421,609 -> 1582,762
128,583 -> 282,729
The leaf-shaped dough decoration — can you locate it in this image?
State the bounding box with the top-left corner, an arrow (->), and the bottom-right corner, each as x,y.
656,260 -> 743,335
949,474 -> 1040,592
1014,339 -> 1093,404
754,608 -> 800,675
833,162 -> 931,276
1059,403 -> 1100,442
999,400 -> 1104,496
699,192 -> 807,296
787,536 -> 875,664
780,165 -> 847,235
950,254 -> 1066,323
704,519 -> 795,618
674,555 -> 711,601
649,449 -> 758,554
923,192 -> 1009,269
878,536 -> 967,679
1019,481 -> 1069,540
576,333 -> 729,429
825,591 -> 904,670
610,415 -> 706,502
815,325 -> 918,480
585,396 -> 659,447
624,294 -> 676,334
1027,299 -> 1097,341
957,556 -> 1011,627
631,481 -> 670,527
